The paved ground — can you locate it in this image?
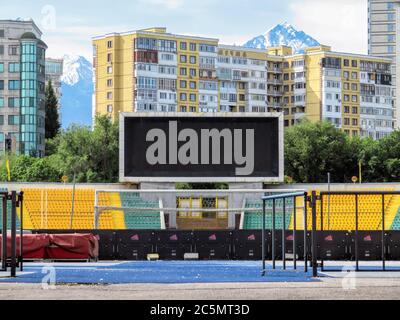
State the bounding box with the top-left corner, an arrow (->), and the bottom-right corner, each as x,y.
0,261 -> 400,300
1,278 -> 400,300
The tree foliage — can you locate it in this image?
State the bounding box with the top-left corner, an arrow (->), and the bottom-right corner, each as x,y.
45,81 -> 61,140
0,115 -> 118,183
285,120 -> 400,183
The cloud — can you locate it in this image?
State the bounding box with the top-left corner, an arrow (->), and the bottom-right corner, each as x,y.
289,0 -> 367,54
141,0 -> 185,9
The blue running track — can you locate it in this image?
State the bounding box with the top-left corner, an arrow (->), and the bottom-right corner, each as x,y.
0,261 -> 320,284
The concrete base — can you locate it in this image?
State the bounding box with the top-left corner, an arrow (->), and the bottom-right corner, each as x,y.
139,182 -> 176,190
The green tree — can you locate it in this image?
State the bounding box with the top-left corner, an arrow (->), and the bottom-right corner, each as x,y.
285,120 -> 357,183
54,114 -> 119,183
45,81 -> 61,140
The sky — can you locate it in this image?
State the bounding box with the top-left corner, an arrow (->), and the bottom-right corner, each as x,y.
1,0 -> 368,61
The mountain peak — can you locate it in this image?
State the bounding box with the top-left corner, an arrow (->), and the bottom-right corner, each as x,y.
61,55 -> 92,86
244,22 -> 320,54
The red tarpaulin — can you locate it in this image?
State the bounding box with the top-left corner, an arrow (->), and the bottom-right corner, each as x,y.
0,233 -> 99,260
46,234 -> 99,260
0,234 -> 50,259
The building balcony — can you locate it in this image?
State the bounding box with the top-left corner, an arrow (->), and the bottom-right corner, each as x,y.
267,78 -> 283,85
267,90 -> 283,96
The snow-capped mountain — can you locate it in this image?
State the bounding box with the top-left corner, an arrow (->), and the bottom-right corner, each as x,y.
60,55 -> 93,128
244,22 -> 320,54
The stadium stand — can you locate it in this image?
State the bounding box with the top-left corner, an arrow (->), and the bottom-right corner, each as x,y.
390,207 -> 400,231
120,192 -> 162,229
22,189 -> 96,230
307,192 -> 400,231
241,191 -> 400,231
242,198 -> 294,230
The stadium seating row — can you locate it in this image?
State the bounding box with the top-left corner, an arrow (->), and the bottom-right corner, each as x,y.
20,189 -> 162,230
2,188 -> 400,232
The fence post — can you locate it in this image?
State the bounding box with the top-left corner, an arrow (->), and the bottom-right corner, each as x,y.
19,192 -> 24,272
282,198 -> 286,270
10,191 -> 16,277
303,193 -> 308,273
1,194 -> 7,271
311,191 -> 318,278
272,198 -> 276,269
382,194 -> 386,271
261,198 -> 266,276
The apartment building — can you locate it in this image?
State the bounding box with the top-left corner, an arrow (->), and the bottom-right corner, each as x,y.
93,27 -> 394,139
0,19 -> 47,156
368,0 -> 399,128
45,58 -> 64,106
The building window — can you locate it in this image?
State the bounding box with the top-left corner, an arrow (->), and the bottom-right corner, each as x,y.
189,43 -> 196,51
190,56 -> 196,64
107,53 -> 112,62
107,40 -> 113,48
189,81 -> 196,89
388,35 -> 395,42
352,118 -> 358,126
388,13 -> 395,21
0,97 -> 3,107
180,68 -> 187,76
107,66 -> 113,74
180,80 -> 187,88
388,46 -> 395,53
180,55 -> 187,63
8,80 -> 20,90
0,115 -> 4,125
0,30 -> 4,38
8,97 -> 19,108
190,94 -> 196,102
352,107 -> 358,114
107,105 -> 113,113
0,63 -> 3,73
8,46 -> 18,55
107,92 -> 113,99
0,45 -> 3,55
344,59 -> 349,67
180,42 -> 187,50
8,115 -> 19,125
180,93 -> 187,101
0,80 -> 3,90
9,63 -> 20,73
190,68 -> 196,77
388,24 -> 395,32
107,79 -> 113,87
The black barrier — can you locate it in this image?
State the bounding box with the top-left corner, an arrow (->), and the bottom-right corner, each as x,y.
30,229 -> 400,263
317,232 -> 349,261
350,231 -> 385,262
387,232 -> 400,261
193,231 -> 232,260
232,230 -> 265,260
155,231 -> 194,260
116,230 -> 155,260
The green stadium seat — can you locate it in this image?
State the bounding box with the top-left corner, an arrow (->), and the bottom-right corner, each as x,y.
242,199 -> 293,230
120,193 -> 161,230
